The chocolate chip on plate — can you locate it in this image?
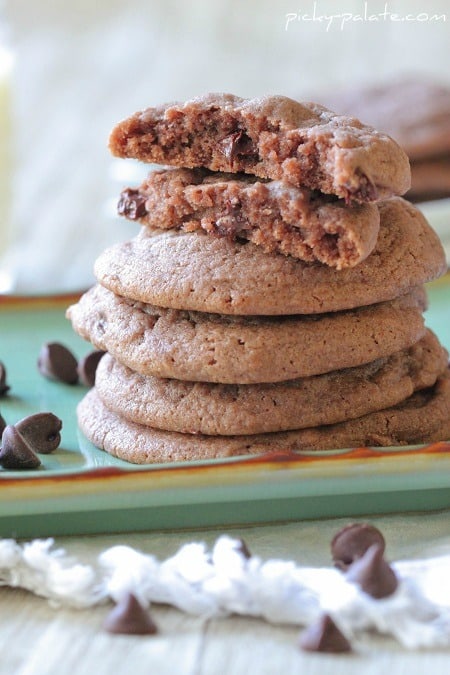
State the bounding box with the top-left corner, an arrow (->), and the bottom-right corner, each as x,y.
103,592 -> 158,635
77,350 -> 105,387
331,522 -> 386,571
0,425 -> 41,469
0,362 -> 10,396
346,543 -> 398,599
299,614 -> 352,653
38,342 -> 79,384
15,412 -> 63,454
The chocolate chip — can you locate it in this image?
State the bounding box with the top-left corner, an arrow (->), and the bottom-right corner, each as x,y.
331,523 -> 386,571
0,362 -> 10,396
0,425 -> 41,469
38,342 -> 79,385
234,538 -> 252,559
77,350 -> 105,387
219,130 -> 257,165
15,412 -> 62,454
103,593 -> 158,635
299,614 -> 352,653
118,188 -> 148,220
346,543 -> 398,599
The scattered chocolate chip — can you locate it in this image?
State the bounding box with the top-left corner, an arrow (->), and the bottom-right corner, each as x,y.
0,425 -> 41,469
103,592 -> 158,635
346,543 -> 398,599
15,412 -> 62,454
118,188 -> 148,220
0,362 -> 10,396
77,350 -> 105,387
38,342 -> 79,385
219,130 -> 257,165
331,523 -> 386,571
299,614 -> 352,653
234,538 -> 252,559
0,412 -> 6,435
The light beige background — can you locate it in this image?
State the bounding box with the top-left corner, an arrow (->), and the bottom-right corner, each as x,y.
1,0 -> 450,293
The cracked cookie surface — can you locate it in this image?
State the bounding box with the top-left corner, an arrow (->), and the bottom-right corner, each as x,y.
93,331 -> 448,435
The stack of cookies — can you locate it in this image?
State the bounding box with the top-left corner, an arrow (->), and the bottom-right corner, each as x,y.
67,94 -> 450,464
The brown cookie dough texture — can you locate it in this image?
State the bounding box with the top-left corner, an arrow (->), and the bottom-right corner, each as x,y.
118,168 -> 380,269
67,285 -> 427,384
94,331 -> 448,435
109,93 -> 411,203
94,198 -> 446,316
77,370 -> 450,463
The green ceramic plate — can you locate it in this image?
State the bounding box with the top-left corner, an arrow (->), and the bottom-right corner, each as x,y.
0,282 -> 449,539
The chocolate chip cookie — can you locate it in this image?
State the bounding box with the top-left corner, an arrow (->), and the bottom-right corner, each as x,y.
320,78 -> 450,162
77,369 -> 450,462
94,198 -> 445,316
67,285 -> 427,384
109,93 -> 410,202
117,168 -> 380,269
319,78 -> 450,202
93,331 -> 448,435
408,157 -> 450,202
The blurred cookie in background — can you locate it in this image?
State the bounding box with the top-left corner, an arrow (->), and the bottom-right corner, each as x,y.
408,156 -> 450,203
317,77 -> 450,202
